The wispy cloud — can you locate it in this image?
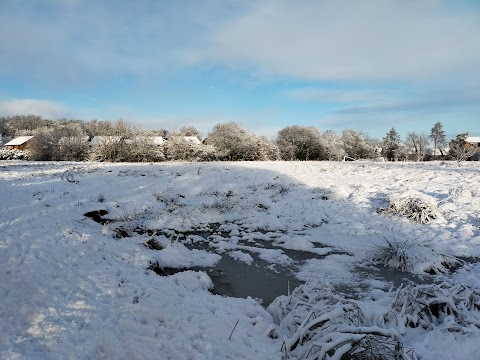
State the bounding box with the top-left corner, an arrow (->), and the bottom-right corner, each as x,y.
191,0 -> 480,83
0,99 -> 68,118
6,0 -> 478,85
0,1 -> 478,139
286,88 -> 394,104
0,0 -> 240,83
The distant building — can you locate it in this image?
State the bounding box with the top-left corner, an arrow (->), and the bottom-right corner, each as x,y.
89,136 -> 122,146
466,136 -> 480,161
181,136 -> 200,145
143,136 -> 164,146
4,136 -> 34,150
466,136 -> 480,146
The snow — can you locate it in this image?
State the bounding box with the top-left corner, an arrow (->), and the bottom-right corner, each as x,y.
4,136 -> 34,146
1,160 -> 480,359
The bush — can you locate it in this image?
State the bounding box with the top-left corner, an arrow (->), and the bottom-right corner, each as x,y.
371,236 -> 461,274
0,149 -> 30,160
378,192 -> 442,224
206,122 -> 279,161
164,136 -> 217,161
276,125 -> 324,160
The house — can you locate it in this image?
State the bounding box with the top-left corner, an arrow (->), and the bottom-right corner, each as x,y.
183,136 -> 201,145
90,136 -> 122,146
58,135 -> 90,146
426,146 -> 449,158
4,136 -> 34,150
141,136 -> 164,146
91,136 -> 165,146
466,137 -> 480,147
466,136 -> 480,161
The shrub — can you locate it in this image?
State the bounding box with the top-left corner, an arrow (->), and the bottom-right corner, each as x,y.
0,149 -> 30,160
378,192 -> 442,224
371,235 -> 461,274
164,136 -> 217,161
205,122 -> 279,161
276,125 -> 324,160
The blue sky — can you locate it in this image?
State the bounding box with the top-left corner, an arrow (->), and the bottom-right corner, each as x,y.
1,0 -> 479,140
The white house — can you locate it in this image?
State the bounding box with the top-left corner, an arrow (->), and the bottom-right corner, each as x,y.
183,136 -> 201,145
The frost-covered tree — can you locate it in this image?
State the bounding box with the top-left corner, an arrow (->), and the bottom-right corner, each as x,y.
321,130 -> 345,161
341,130 -> 369,159
430,121 -> 447,157
164,134 -> 217,162
256,136 -> 281,161
179,126 -> 202,140
382,127 -> 401,161
0,117 -> 8,138
88,120 -> 134,162
55,126 -> 89,161
9,115 -> 51,135
276,125 -> 324,160
449,133 -> 478,165
406,131 -> 429,161
205,122 -> 278,161
29,124 -> 89,161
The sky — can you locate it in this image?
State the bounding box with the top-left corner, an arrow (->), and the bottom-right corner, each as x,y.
0,0 -> 479,140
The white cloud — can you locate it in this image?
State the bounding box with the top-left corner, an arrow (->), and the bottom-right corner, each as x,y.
192,0 -> 480,82
286,88 -> 394,103
2,0 -> 479,85
0,99 -> 68,118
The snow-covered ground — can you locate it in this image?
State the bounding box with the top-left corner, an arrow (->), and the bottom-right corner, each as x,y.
1,160 -> 480,359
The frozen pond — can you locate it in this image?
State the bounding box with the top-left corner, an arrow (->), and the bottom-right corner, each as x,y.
85,211 -> 437,305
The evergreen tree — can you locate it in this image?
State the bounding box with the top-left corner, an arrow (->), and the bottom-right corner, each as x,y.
430,121 -> 446,157
382,127 -> 401,161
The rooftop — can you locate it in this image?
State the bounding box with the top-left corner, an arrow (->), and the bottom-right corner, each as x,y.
4,136 -> 34,146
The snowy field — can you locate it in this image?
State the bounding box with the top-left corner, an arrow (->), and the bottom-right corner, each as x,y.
1,160 -> 480,359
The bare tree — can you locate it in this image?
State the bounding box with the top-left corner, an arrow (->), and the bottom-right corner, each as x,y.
28,128 -> 56,161
28,124 -> 89,161
8,115 -> 51,135
406,131 -> 429,161
55,125 -> 89,161
449,133 -> 478,165
276,125 -> 324,160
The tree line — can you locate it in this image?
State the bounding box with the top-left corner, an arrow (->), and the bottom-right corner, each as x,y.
0,115 -> 477,162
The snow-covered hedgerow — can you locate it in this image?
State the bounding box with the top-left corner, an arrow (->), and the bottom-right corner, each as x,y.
268,281 -> 480,360
0,149 -> 30,160
378,192 -> 442,224
371,237 -> 462,274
